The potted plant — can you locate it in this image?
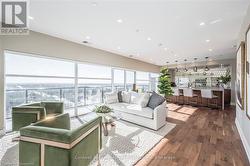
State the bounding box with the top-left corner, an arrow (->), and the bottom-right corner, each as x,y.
218,71 -> 231,89
93,105 -> 113,116
158,67 -> 174,98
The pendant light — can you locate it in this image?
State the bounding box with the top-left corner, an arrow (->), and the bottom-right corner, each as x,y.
184,59 -> 188,72
175,60 -> 179,72
204,57 -> 209,71
193,58 -> 198,72
166,61 -> 169,68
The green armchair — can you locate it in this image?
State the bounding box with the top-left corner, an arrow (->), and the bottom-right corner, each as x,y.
19,113 -> 102,166
12,101 -> 64,131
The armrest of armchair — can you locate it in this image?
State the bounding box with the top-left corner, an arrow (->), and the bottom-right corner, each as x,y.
12,106 -> 46,119
20,126 -> 71,144
20,116 -> 102,149
41,101 -> 64,115
69,116 -> 102,148
33,113 -> 71,130
12,106 -> 46,131
69,116 -> 102,140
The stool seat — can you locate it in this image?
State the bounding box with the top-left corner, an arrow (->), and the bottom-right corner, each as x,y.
201,89 -> 219,109
183,88 -> 198,106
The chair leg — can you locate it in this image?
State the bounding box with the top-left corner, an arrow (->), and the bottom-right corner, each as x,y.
97,152 -> 101,166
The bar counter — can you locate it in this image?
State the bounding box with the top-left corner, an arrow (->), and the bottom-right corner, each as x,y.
168,87 -> 231,110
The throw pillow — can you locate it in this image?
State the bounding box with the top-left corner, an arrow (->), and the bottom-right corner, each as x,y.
147,91 -> 165,109
130,91 -> 140,104
122,91 -> 131,103
117,91 -> 123,102
138,93 -> 151,107
105,92 -> 118,104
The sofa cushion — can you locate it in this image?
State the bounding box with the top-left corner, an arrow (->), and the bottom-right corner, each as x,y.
139,93 -> 151,107
105,92 -> 118,104
108,103 -> 154,119
147,91 -> 165,109
130,91 -> 140,104
130,92 -> 150,107
121,91 -> 131,103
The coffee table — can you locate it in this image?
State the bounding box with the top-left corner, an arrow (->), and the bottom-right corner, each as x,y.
96,112 -> 120,136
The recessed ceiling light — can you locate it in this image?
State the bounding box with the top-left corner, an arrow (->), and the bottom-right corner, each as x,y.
200,22 -> 205,26
209,48 -> 213,52
86,36 -> 91,40
117,46 -> 121,49
28,16 -> 34,20
206,39 -> 210,42
210,19 -> 222,24
82,41 -> 89,44
91,2 -> 97,6
147,37 -> 151,41
117,19 -> 123,23
164,48 -> 168,51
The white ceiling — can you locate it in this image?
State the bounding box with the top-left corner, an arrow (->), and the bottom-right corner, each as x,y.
29,0 -> 249,66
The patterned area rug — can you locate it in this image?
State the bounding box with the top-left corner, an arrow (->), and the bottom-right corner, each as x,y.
0,115 -> 175,166
90,121 -> 176,166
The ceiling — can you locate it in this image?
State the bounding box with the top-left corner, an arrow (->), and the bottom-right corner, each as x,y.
28,0 -> 250,66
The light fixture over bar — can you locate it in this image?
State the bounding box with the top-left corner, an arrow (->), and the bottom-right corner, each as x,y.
204,57 -> 210,71
193,58 -> 198,72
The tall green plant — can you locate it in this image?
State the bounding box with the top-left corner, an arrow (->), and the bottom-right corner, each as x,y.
219,71 -> 231,84
158,67 -> 173,97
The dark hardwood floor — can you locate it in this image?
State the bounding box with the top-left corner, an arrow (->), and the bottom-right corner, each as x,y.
136,103 -> 249,166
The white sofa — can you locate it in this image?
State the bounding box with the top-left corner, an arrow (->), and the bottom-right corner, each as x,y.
105,91 -> 168,130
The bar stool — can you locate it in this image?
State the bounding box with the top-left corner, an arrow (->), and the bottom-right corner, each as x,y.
173,88 -> 184,104
183,88 -> 198,106
200,89 -> 218,109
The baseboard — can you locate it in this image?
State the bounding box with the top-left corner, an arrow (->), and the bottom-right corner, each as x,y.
235,118 -> 250,162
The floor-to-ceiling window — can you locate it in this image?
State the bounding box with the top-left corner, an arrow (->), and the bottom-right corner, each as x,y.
77,63 -> 112,112
5,52 -> 76,131
4,51 -> 159,131
125,70 -> 135,91
150,73 -> 160,92
113,69 -> 125,91
136,71 -> 150,92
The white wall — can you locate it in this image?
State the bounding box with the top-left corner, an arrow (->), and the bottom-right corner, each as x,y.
0,31 -> 160,133
235,5 -> 250,162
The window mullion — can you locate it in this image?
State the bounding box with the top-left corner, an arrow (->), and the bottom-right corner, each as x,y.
74,63 -> 78,116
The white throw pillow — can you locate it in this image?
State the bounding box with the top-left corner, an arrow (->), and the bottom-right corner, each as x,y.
105,92 -> 118,104
130,91 -> 140,104
137,93 -> 151,107
122,91 -> 131,103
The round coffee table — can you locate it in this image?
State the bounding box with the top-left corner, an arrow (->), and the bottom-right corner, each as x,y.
96,112 -> 116,136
